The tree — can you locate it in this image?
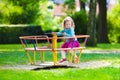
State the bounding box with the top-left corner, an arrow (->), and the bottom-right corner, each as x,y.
0,0 -> 23,24
64,0 -> 75,14
9,0 -> 40,24
79,0 -> 86,11
0,0 -> 40,24
97,0 -> 109,43
87,0 -> 97,46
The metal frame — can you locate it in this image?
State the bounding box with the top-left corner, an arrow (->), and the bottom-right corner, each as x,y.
19,34 -> 90,65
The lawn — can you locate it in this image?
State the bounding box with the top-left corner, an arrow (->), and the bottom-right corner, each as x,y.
87,43 -> 120,50
0,44 -> 120,80
0,43 -> 120,51
0,51 -> 120,65
0,67 -> 119,80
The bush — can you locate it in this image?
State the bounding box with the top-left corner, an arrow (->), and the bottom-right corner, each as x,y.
107,3 -> 120,43
71,10 -> 88,35
0,25 -> 44,44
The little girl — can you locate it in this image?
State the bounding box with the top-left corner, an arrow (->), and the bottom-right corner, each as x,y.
55,16 -> 80,63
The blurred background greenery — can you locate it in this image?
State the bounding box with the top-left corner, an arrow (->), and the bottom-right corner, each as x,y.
0,0 -> 120,45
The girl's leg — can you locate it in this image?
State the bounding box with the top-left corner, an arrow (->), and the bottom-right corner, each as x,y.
70,50 -> 77,57
68,41 -> 80,63
59,50 -> 66,63
61,50 -> 66,59
70,50 -> 78,63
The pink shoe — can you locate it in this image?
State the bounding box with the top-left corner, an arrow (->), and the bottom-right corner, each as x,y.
59,58 -> 66,63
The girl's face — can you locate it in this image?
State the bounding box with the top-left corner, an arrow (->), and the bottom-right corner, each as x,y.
64,20 -> 72,29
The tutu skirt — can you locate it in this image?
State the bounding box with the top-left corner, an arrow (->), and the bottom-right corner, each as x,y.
61,40 -> 80,48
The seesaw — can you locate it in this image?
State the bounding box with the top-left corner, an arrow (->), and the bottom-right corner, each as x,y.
19,33 -> 90,65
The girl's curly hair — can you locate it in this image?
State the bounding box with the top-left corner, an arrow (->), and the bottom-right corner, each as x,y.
62,16 -> 75,29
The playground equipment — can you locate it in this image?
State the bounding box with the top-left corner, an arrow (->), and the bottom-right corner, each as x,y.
19,34 -> 90,65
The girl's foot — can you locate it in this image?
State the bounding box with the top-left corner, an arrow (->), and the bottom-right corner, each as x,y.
59,58 -> 66,63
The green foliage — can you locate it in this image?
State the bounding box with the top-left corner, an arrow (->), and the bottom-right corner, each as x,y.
64,0 -> 75,9
0,25 -> 43,44
107,3 -> 120,43
71,10 -> 88,35
0,1 -> 23,24
36,0 -> 62,31
0,0 -> 40,24
9,0 -> 40,24
81,0 -> 87,3
0,0 -> 63,31
64,0 -> 75,14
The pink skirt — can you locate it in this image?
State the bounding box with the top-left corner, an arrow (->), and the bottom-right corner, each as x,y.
61,40 -> 80,48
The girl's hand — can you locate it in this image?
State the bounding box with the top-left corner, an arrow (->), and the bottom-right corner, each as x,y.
52,32 -> 55,35
63,32 -> 66,36
63,32 -> 66,42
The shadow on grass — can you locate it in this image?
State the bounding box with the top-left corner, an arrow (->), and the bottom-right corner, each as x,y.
32,65 -> 75,70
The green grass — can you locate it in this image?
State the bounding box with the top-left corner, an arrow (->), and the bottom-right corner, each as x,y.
0,43 -> 120,51
0,43 -> 120,80
0,51 -> 119,65
0,43 -> 120,65
0,44 -> 23,51
87,43 -> 120,50
0,67 -> 119,80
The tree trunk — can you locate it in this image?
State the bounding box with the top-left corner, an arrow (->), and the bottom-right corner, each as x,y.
98,0 -> 109,43
79,0 -> 85,11
87,0 -> 97,46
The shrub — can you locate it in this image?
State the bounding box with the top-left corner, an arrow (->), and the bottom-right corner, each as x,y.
0,25 -> 43,44
107,4 -> 120,43
71,10 -> 88,35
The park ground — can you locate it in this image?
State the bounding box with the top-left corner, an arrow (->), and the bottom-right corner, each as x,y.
0,44 -> 120,80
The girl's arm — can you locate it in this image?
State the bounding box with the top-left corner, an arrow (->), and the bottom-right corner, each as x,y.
65,28 -> 74,37
56,30 -> 65,36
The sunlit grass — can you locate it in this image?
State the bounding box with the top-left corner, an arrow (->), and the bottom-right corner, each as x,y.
0,51 -> 119,66
0,43 -> 120,66
0,43 -> 120,80
86,43 -> 120,50
0,43 -> 120,51
0,44 -> 23,51
0,67 -> 119,80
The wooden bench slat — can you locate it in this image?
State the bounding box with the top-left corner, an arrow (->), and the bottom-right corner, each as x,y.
36,48 -> 52,51
25,48 -> 35,51
25,47 -> 86,51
